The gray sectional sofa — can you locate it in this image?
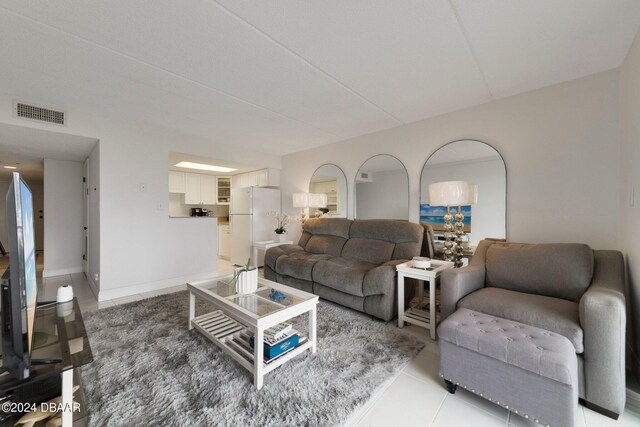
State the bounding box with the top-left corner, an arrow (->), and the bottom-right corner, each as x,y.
264,218 -> 424,321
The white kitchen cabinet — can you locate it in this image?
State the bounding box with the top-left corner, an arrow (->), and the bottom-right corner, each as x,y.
217,176 -> 231,204
200,175 -> 217,205
218,224 -> 231,259
231,168 -> 280,189
169,171 -> 185,193
234,173 -> 248,189
256,169 -> 268,187
184,173 -> 217,205
184,173 -> 202,204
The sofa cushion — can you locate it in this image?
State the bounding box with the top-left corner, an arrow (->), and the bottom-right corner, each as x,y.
344,220 -> 423,263
302,217 -> 352,239
312,257 -> 377,296
264,244 -> 304,271
342,238 -> 395,265
349,219 -> 423,244
485,243 -> 594,302
458,287 -> 584,353
298,218 -> 352,257
305,235 -> 347,257
275,252 -> 333,281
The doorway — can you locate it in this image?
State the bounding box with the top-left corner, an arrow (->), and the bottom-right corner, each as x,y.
0,123 -> 98,292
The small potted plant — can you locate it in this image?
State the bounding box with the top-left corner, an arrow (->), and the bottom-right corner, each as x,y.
228,258 -> 258,294
272,212 -> 290,242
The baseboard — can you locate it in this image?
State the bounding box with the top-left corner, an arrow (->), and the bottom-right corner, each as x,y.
87,274 -> 99,300
628,387 -> 640,414
42,266 -> 83,278
97,271 -> 219,302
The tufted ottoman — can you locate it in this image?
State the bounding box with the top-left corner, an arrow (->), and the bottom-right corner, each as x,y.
438,308 -> 578,427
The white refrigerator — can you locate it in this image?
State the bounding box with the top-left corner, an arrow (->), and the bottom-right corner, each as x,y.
230,187 -> 281,267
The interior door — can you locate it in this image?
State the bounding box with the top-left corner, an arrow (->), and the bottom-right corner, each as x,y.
31,183 -> 45,252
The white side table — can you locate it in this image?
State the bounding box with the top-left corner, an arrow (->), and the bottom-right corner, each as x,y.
396,260 -> 454,339
252,240 -> 293,267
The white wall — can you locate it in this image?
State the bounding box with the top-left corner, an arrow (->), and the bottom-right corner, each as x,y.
619,29 -> 640,378
355,170 -> 409,220
43,159 -> 84,277
420,158 -> 506,245
281,70 -> 621,250
0,95 -> 281,301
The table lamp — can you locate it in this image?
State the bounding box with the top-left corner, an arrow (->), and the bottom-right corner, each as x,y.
428,181 -> 476,267
309,193 -> 328,217
293,193 -> 311,223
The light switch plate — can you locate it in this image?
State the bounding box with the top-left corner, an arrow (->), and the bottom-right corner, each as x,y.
630,187 -> 635,207
139,183 -> 146,192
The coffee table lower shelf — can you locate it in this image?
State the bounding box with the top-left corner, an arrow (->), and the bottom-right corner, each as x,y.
191,311 -> 312,377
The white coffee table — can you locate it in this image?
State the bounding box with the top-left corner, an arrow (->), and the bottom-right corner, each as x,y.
396,259 -> 454,339
187,275 -> 318,389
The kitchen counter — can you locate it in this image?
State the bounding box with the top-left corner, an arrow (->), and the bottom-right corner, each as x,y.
169,215 -> 219,219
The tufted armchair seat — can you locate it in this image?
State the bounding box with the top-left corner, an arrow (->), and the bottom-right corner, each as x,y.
440,239 -> 626,418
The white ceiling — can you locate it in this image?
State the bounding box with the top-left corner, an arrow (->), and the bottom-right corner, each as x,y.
0,1 -> 638,156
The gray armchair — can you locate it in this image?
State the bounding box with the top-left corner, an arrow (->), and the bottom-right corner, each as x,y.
440,239 -> 626,418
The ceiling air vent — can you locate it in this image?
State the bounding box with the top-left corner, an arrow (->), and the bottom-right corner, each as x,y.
15,101 -> 65,125
355,171 -> 373,183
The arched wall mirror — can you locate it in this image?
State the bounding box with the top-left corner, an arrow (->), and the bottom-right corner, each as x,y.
420,140 -> 506,245
309,164 -> 348,217
355,155 -> 409,220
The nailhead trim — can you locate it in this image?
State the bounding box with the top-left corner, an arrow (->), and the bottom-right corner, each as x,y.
441,377 -> 551,426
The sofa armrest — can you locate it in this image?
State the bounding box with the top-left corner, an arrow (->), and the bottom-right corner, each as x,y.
366,260 -> 418,316
579,250 -> 626,415
382,259 -> 407,268
363,259 -> 407,296
264,244 -> 304,271
440,265 -> 486,321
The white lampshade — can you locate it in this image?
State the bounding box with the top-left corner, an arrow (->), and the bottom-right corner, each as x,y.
428,181 -> 469,206
293,193 -> 310,208
309,193 -> 328,208
466,184 -> 478,205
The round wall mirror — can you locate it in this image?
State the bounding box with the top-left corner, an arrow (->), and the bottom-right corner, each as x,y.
420,140 -> 506,245
309,164 -> 348,217
355,155 -> 409,220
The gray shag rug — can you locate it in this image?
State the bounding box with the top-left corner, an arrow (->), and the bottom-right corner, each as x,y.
80,291 -> 425,426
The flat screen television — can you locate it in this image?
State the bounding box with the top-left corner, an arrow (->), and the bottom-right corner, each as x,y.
1,172 -> 38,380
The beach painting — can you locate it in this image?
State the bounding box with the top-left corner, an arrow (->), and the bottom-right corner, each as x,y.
420,204 -> 471,232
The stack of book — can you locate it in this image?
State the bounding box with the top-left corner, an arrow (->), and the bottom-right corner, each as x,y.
250,323 -> 300,363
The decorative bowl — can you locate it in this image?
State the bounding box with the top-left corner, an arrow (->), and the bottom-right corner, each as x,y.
412,257 -> 431,268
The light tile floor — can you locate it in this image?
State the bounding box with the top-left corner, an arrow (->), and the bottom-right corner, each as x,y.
35,258 -> 640,427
